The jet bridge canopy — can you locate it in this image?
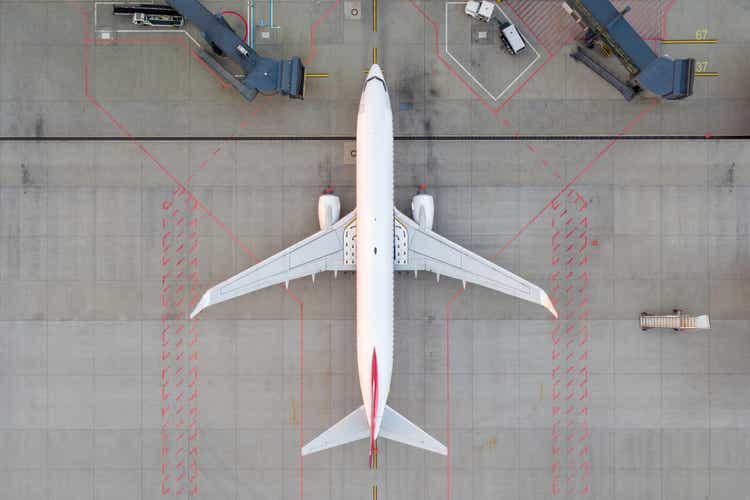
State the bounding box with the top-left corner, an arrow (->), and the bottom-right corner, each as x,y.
564,0 -> 694,100
164,0 -> 305,101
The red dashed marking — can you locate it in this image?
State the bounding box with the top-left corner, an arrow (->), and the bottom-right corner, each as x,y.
550,202 -> 589,496
78,6 -> 314,498
161,187 -> 201,496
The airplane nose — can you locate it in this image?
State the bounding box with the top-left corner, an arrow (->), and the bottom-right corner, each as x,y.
367,64 -> 383,81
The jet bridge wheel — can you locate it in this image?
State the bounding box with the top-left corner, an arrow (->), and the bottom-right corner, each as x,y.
209,41 -> 225,57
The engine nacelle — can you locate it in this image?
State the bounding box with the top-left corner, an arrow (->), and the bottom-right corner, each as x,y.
318,193 -> 341,230
411,193 -> 434,231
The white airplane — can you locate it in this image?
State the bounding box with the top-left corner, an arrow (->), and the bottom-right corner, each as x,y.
190,64 -> 557,467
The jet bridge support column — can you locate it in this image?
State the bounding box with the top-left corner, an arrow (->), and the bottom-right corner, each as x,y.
570,47 -> 636,101
166,0 -> 304,100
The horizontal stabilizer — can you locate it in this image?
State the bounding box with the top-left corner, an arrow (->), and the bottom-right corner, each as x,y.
301,405 -> 369,456
380,405 -> 447,455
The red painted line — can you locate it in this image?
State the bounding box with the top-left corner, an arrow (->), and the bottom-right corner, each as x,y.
661,0 -> 680,40
188,47 -> 232,88
306,0 -> 343,66
96,35 -> 231,89
80,9 -> 262,263
88,7 -> 308,497
492,98 -> 657,260
221,10 -> 249,42
502,1 -> 553,56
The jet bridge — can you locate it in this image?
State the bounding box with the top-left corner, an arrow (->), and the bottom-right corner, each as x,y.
564,0 -> 694,100
164,0 -> 305,101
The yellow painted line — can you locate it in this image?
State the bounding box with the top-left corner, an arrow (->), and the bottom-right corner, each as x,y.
304,73 -> 329,78
661,39 -> 718,44
373,0 -> 377,32
695,72 -> 720,77
373,47 -> 377,65
372,485 -> 378,500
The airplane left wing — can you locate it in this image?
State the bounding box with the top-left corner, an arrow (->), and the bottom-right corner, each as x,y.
190,210 -> 356,318
394,208 -> 557,318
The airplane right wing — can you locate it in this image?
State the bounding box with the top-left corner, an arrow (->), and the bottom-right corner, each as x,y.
190,209 -> 356,318
394,208 -> 557,318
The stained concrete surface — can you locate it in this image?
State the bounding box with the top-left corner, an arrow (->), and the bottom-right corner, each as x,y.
1,139 -> 750,500
1,0 -> 750,499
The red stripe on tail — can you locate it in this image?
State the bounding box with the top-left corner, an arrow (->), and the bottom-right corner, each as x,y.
369,349 -> 378,468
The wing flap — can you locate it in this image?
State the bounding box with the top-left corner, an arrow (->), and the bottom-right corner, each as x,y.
395,208 -> 557,318
191,210 -> 355,318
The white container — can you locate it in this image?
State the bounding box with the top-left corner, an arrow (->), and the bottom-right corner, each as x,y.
465,0 -> 494,22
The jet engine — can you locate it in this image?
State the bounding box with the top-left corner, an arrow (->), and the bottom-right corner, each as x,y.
411,186 -> 434,231
318,188 -> 341,230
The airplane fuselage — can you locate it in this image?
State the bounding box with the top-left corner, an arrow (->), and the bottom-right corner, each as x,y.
355,65 -> 394,453
190,64 -> 555,464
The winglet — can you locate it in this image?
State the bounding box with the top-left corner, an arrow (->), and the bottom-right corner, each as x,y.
541,290 -> 558,319
190,290 -> 211,319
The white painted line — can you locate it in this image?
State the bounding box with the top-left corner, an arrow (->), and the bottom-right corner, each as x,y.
444,2 -> 542,102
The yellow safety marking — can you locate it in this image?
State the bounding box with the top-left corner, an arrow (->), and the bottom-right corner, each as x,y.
373,0 -> 377,32
661,39 -> 718,44
373,47 -> 377,65
305,73 -> 330,78
695,72 -> 720,77
372,485 -> 378,500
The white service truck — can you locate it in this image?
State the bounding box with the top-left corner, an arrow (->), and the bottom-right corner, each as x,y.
498,21 -> 526,54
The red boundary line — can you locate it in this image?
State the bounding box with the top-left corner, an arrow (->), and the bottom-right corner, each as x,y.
439,96 -> 657,500
79,6 -> 310,498
96,36 -> 231,88
427,1 -> 675,494
408,0 -> 569,116
83,0 -> 675,496
502,1 -> 555,57
306,0 -> 343,66
491,98 -> 658,260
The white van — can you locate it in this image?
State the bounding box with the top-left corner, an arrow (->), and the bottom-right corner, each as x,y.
465,0 -> 495,22
498,21 -> 526,54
